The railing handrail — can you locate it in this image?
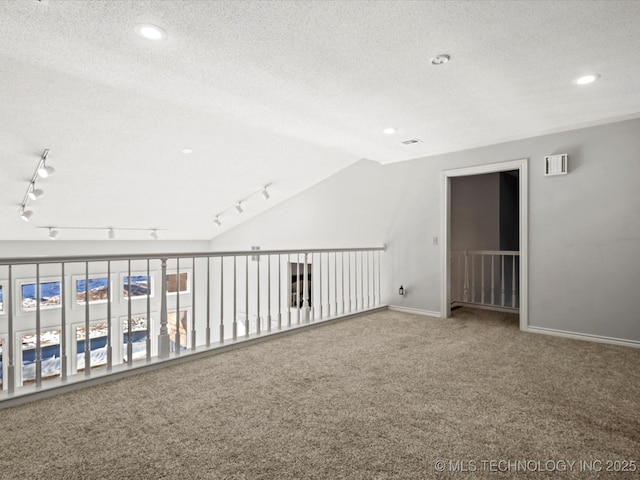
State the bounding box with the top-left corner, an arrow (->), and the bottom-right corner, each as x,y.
0,246 -> 386,266
452,249 -> 519,256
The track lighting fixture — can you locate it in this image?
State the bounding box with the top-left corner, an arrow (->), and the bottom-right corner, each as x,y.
19,149 -> 53,222
212,183 -> 273,229
37,226 -> 164,239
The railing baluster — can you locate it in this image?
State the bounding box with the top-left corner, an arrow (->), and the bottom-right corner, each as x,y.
256,253 -> 261,334
223,256 -> 228,342
61,262 -> 67,379
220,255 -> 228,344
246,255 -> 250,335
367,251 -> 370,309
481,254 -> 485,304
463,252 -> 469,302
310,253 -> 315,321
297,254 -> 301,324
360,251 -> 364,310
35,263 -> 42,385
326,252 -> 330,316
348,251 -> 352,312
287,254 -> 291,327
106,261 -> 112,370
371,251 -> 375,307
206,257 -> 211,347
457,252 -> 461,302
277,254 -> 282,329
175,258 -> 181,354
191,257 -> 196,350
85,262 -> 91,375
377,251 -> 381,306
232,256 -> 236,340
512,254 -> 517,308
146,259 -> 151,360
341,252 -> 345,313
7,266 -> 15,393
491,255 -> 495,305
127,259 -> 133,365
267,254 -> 272,331
319,253 -> 323,319
471,254 -> 475,304
354,252 -> 358,310
501,255 -> 505,307
334,252 -> 338,315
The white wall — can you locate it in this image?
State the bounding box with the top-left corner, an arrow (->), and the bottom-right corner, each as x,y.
211,118 -> 640,342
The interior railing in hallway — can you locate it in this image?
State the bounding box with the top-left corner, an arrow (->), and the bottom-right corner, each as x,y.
451,250 -> 519,311
0,247 -> 385,405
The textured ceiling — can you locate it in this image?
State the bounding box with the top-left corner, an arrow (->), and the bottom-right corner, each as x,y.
1,0 -> 639,241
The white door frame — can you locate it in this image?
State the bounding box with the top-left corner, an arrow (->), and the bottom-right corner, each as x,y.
441,159 -> 528,330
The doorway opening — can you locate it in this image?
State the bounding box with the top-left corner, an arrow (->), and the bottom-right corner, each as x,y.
441,159 -> 528,330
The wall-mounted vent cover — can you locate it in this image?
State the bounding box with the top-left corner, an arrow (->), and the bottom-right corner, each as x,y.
544,154 -> 568,176
401,138 -> 423,146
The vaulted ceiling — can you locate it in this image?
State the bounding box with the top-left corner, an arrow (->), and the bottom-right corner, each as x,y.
1,0 -> 639,241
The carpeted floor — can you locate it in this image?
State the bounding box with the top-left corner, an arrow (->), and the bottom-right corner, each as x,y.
1,308 -> 638,479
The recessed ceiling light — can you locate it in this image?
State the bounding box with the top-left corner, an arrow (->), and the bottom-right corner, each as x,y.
383,127 -> 397,135
574,74 -> 601,85
181,148 -> 193,154
134,23 -> 167,41
430,54 -> 450,65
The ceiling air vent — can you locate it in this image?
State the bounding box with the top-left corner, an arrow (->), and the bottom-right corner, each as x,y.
401,138 -> 423,146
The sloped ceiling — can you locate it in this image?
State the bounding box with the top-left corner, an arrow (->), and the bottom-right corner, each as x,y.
1,0 -> 639,241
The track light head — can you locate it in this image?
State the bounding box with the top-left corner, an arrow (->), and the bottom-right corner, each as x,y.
37,164 -> 55,179
48,228 -> 58,240
20,209 -> 33,222
28,186 -> 44,200
214,216 -> 222,226
235,202 -> 244,214
108,228 -> 115,239
261,187 -> 270,200
150,229 -> 159,240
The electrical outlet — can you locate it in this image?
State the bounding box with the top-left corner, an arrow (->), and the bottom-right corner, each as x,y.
433,236 -> 438,246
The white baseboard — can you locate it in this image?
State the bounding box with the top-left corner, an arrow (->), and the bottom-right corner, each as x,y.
388,305 -> 442,318
525,325 -> 640,348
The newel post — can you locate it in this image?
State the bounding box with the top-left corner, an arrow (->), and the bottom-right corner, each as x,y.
158,258 -> 170,358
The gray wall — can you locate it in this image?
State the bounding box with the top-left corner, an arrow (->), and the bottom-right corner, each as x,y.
211,118 -> 640,342
450,173 -> 500,251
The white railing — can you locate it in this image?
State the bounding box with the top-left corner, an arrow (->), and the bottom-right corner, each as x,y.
451,250 -> 519,311
0,247 -> 385,404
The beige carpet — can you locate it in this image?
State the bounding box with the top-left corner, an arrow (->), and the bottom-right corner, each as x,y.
1,308 -> 638,479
